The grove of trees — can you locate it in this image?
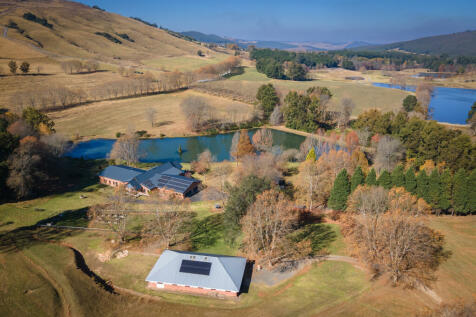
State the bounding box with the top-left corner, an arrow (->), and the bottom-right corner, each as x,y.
0,108 -> 68,200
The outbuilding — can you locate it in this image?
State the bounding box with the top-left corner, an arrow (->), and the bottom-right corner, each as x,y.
146,250 -> 247,297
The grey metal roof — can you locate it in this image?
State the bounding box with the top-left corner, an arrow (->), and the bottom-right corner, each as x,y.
100,162 -> 198,194
145,250 -> 247,292
98,165 -> 144,182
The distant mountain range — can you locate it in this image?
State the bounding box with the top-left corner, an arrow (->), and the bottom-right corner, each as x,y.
355,30 -> 476,56
182,30 -> 476,56
180,31 -> 374,51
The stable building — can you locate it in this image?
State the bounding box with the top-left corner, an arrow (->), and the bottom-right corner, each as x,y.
98,162 -> 200,198
146,250 -> 247,297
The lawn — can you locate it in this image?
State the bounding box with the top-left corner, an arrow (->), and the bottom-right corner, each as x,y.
49,90 -> 254,139
429,216 -> 476,301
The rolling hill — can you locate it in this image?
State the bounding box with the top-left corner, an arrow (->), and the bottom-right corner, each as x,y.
356,30 -> 476,56
0,0 -> 225,65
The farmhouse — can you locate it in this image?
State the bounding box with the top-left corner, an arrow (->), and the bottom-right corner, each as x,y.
98,162 -> 200,198
146,250 -> 247,297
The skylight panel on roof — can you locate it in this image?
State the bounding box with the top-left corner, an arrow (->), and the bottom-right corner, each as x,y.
179,260 -> 212,276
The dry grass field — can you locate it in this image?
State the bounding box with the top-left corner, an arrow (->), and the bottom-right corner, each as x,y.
142,54 -> 231,72
200,67 -> 411,115
49,90 -> 254,139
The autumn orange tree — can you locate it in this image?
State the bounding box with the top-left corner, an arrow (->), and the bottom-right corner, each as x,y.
234,129 -> 255,160
241,189 -> 311,267
344,186 -> 449,287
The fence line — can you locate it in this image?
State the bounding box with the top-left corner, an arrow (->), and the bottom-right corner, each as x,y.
38,224 -> 111,231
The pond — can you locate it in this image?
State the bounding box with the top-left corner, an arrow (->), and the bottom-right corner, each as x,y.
372,83 -> 476,124
66,129 -> 306,162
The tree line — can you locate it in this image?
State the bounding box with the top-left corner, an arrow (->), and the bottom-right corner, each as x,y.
9,57 -> 241,113
328,164 -> 475,215
250,48 -> 476,79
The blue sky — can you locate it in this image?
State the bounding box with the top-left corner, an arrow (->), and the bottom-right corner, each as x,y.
77,0 -> 476,43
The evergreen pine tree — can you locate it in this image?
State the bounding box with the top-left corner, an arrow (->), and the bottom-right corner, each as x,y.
365,168 -> 377,186
428,169 -> 441,209
453,168 -> 469,215
467,170 -> 476,213
404,167 -> 417,194
416,170 -> 430,203
439,169 -> 452,211
350,166 -> 364,192
391,165 -> 405,188
306,147 -> 316,161
328,169 -> 351,210
377,170 -> 392,189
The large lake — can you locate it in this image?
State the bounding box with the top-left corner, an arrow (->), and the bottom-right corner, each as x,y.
372,83 -> 476,124
66,129 -> 306,162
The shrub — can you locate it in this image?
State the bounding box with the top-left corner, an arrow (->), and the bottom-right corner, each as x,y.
23,12 -> 53,28
95,32 -> 122,44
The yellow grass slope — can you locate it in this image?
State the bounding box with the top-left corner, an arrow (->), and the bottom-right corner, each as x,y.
0,0 -> 226,65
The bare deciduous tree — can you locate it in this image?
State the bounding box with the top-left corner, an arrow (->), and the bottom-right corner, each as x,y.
338,98 -> 355,128
252,128 -> 273,152
109,132 -> 140,165
416,83 -> 434,119
145,107 -> 157,127
269,106 -> 284,125
191,150 -> 215,174
374,135 -> 404,172
297,160 -> 320,210
241,189 -> 309,267
233,152 -> 283,183
230,131 -> 240,162
40,133 -> 69,157
180,96 -> 210,132
142,197 -> 192,249
356,129 -> 371,147
89,186 -> 130,244
210,162 -> 232,205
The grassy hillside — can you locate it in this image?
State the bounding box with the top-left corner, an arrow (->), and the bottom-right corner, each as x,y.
0,0 -> 228,65
357,30 -> 476,56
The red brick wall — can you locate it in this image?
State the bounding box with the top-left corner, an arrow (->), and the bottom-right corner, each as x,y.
147,282 -> 237,297
99,177 -> 126,187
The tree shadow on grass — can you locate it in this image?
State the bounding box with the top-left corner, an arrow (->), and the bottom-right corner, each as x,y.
291,223 -> 337,255
0,207 -> 91,253
189,214 -> 224,251
154,120 -> 174,127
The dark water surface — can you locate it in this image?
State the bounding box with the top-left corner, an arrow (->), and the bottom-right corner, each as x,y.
66,129 -> 306,162
372,83 -> 476,124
